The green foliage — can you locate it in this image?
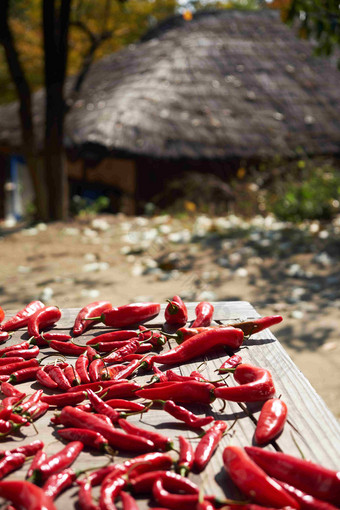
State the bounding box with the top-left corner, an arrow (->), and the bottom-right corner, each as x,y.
70,194 -> 110,217
266,161 -> 340,222
285,0 -> 340,67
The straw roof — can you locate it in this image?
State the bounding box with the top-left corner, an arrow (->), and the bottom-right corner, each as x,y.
1,9 -> 340,160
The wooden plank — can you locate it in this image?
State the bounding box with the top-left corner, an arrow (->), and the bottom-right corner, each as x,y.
0,302 -> 339,509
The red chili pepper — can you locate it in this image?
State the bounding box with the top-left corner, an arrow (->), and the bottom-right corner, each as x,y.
244,446 -> 340,506
135,342 -> 154,354
0,440 -> 43,459
100,465 -> 128,510
86,389 -> 120,423
194,420 -> 227,472
59,406 -> 155,453
0,480 -> 56,510
2,346 -> 39,360
165,296 -> 188,326
0,419 -> 17,436
26,449 -> 48,479
57,428 -> 111,453
89,359 -> 105,382
8,413 -> 29,427
0,452 -> 25,479
66,379 -> 128,393
136,381 -> 215,405
275,479 -> 340,510
32,331 -> 72,346
192,302 -> 214,327
86,346 -> 101,361
0,358 -> 39,375
0,375 -> 9,382
120,490 -> 139,510
9,366 -> 40,384
218,354 -> 243,373
138,328 -> 167,347
15,389 -> 43,413
103,339 -> 141,363
27,306 -> 61,339
222,446 -> 300,508
43,468 -> 77,500
169,327 -> 211,345
228,315 -> 283,336
42,391 -> 87,407
26,401 -> 49,421
0,306 -> 4,323
214,364 -> 276,402
30,441 -> 83,484
131,470 -> 199,495
49,340 -> 87,356
177,435 -> 194,476
91,302 -> 161,328
152,478 -> 214,510
0,356 -> 25,366
0,405 -> 13,421
1,381 -> 26,398
86,330 -> 138,345
64,365 -> 80,386
162,400 -> 214,428
36,368 -> 58,389
99,364 -> 125,380
119,418 -> 173,451
98,381 -> 141,400
48,365 -> 71,390
105,399 -> 146,412
44,362 -> 69,373
166,370 -> 194,383
152,366 -> 169,383
152,327 -> 244,365
78,478 -> 98,510
75,352 -> 91,384
1,301 -> 45,332
72,301 -> 112,337
0,332 -> 10,343
255,399 -> 288,445
0,340 -> 30,356
91,340 -> 133,352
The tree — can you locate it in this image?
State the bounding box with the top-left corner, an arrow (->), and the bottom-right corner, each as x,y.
280,0 -> 340,66
0,0 -> 177,221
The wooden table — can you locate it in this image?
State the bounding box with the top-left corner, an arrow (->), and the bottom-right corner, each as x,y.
1,302 -> 340,507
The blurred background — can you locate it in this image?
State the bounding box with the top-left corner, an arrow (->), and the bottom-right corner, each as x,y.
0,0 -> 339,417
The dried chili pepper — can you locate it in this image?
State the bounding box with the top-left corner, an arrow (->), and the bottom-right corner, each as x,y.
43,468 -> 77,500
228,315 -> 283,337
89,358 -> 105,382
131,470 -> 199,495
75,352 -> 91,384
244,446 -> 340,506
27,306 -> 62,339
30,441 -> 83,484
151,327 -> 244,365
152,478 -> 214,510
275,479 -> 340,510
0,480 -> 56,510
255,399 -> 288,445
48,340 -> 87,356
9,366 -> 41,384
48,365 -> 71,390
223,446 -> 299,508
118,418 -> 173,451
1,301 -> 45,332
218,354 -> 243,373
162,400 -> 214,428
192,302 -> 214,328
177,435 -> 194,476
42,391 -> 87,407
59,406 -> 155,453
86,389 -> 120,423
136,380 -> 215,405
214,364 -> 276,402
165,296 -> 188,326
0,440 -> 43,459
90,302 -> 161,328
72,301 -> 112,337
57,428 -> 111,453
194,420 -> 227,472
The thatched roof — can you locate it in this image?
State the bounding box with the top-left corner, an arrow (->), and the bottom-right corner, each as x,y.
1,9 -> 340,160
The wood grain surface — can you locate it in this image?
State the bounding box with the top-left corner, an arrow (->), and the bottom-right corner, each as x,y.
0,302 -> 339,508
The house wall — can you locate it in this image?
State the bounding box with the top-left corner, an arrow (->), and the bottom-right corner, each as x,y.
67,157 -> 136,214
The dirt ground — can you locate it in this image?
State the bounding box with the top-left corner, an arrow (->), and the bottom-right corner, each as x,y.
0,213 -> 339,418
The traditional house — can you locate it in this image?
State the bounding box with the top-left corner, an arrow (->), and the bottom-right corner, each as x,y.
1,9 -> 340,217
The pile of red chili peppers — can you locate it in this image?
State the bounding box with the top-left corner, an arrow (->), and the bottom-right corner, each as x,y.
0,299 -> 338,510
